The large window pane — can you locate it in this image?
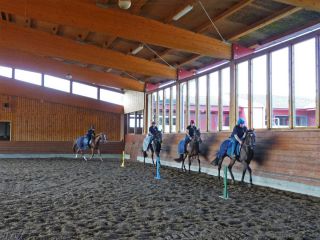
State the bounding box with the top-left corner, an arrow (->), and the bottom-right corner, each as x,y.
44,75 -> 70,93
237,61 -> 249,126
0,66 -> 12,78
198,76 -> 207,131
164,88 -> 170,133
189,80 -> 196,126
222,67 -> 230,130
100,88 -> 124,105
252,55 -> 267,129
171,86 -> 177,132
158,90 -> 163,131
15,69 -> 42,86
271,47 -> 289,128
209,72 -> 219,131
180,83 -> 187,131
293,38 -> 316,127
72,82 -> 97,99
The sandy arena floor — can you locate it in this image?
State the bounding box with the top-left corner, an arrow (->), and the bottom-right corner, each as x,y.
0,158 -> 319,240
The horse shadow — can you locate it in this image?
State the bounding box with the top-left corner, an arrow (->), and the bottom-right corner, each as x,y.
253,135 -> 279,166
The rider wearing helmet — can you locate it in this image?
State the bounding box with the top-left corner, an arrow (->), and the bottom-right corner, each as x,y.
184,120 -> 197,152
86,125 -> 96,148
148,121 -> 159,148
230,118 -> 247,158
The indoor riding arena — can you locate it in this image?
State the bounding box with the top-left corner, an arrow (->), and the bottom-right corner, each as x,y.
0,0 -> 319,239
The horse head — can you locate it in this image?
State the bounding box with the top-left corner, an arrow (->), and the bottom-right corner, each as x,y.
96,132 -> 107,144
194,128 -> 202,143
244,129 -> 256,150
154,130 -> 162,144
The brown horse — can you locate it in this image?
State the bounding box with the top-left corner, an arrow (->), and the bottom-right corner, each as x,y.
177,129 -> 202,173
73,132 -> 107,161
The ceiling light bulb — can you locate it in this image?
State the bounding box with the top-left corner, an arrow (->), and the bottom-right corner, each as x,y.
118,0 -> 131,10
172,5 -> 193,21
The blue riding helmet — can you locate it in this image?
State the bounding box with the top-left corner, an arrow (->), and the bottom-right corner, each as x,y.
237,118 -> 245,125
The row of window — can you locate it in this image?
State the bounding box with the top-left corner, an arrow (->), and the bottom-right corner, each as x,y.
0,66 -> 124,106
147,36 -> 319,133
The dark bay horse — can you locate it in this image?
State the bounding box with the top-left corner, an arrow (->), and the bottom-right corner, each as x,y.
180,129 -> 202,173
212,129 -> 256,185
73,132 -> 107,161
143,130 -> 162,166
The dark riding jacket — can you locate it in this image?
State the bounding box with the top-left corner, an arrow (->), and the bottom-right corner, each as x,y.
87,129 -> 95,141
149,126 -> 159,136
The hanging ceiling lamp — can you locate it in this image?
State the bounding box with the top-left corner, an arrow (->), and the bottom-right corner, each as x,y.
118,0 -> 131,10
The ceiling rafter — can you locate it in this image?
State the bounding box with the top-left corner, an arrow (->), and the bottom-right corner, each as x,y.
151,0 -> 253,63
227,6 -> 302,41
0,21 -> 176,79
0,48 -> 145,91
0,0 -> 231,59
194,0 -> 254,33
272,0 -> 320,12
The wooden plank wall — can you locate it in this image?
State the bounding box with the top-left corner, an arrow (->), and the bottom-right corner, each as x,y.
0,93 -> 122,142
0,141 -> 124,154
125,130 -> 320,187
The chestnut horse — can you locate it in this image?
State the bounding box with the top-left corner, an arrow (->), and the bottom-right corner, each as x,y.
73,132 -> 107,161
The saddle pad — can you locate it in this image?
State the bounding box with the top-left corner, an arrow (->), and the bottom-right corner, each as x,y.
178,139 -> 185,155
143,135 -> 152,151
77,136 -> 89,150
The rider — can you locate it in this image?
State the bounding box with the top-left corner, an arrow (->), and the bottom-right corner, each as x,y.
230,118 -> 247,158
86,125 -> 96,148
184,120 -> 197,153
148,121 -> 159,148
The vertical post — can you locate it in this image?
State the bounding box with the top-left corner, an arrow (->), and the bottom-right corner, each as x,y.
266,53 -> 272,129
230,61 -> 237,128
169,86 -> 173,133
195,77 -> 199,127
121,150 -> 125,167
316,35 -> 320,128
248,59 -> 253,129
218,70 -> 223,131
219,165 -> 229,199
289,45 -> 295,129
41,73 -> 45,87
206,74 -> 210,132
155,156 -> 161,179
176,82 -> 181,133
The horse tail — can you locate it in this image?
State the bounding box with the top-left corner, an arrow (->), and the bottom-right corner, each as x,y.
72,141 -> 77,153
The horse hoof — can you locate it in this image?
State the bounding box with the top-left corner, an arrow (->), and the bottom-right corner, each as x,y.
231,180 -> 235,185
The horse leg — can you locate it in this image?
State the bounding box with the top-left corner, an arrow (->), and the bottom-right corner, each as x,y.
248,165 -> 253,186
75,148 -> 79,158
241,161 -> 248,183
97,149 -> 103,162
188,155 -> 191,173
151,151 -> 155,166
81,150 -> 87,161
228,158 -> 236,184
143,151 -> 147,166
217,157 -> 224,180
90,148 -> 94,160
198,154 -> 201,173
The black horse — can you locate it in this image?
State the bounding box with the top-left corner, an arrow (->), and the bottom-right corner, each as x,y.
143,130 -> 162,166
212,129 -> 256,185
179,129 -> 202,173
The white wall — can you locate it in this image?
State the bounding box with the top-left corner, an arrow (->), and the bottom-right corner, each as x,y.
124,90 -> 145,114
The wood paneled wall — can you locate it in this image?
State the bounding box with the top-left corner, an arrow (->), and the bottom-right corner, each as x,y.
125,130 -> 320,187
0,94 -> 122,141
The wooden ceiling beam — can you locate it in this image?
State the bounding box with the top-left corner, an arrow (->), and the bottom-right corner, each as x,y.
193,0 -> 254,33
272,0 -> 320,12
0,22 -> 176,79
153,0 -> 254,64
0,0 -> 231,59
227,6 -> 302,41
0,48 -> 145,91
